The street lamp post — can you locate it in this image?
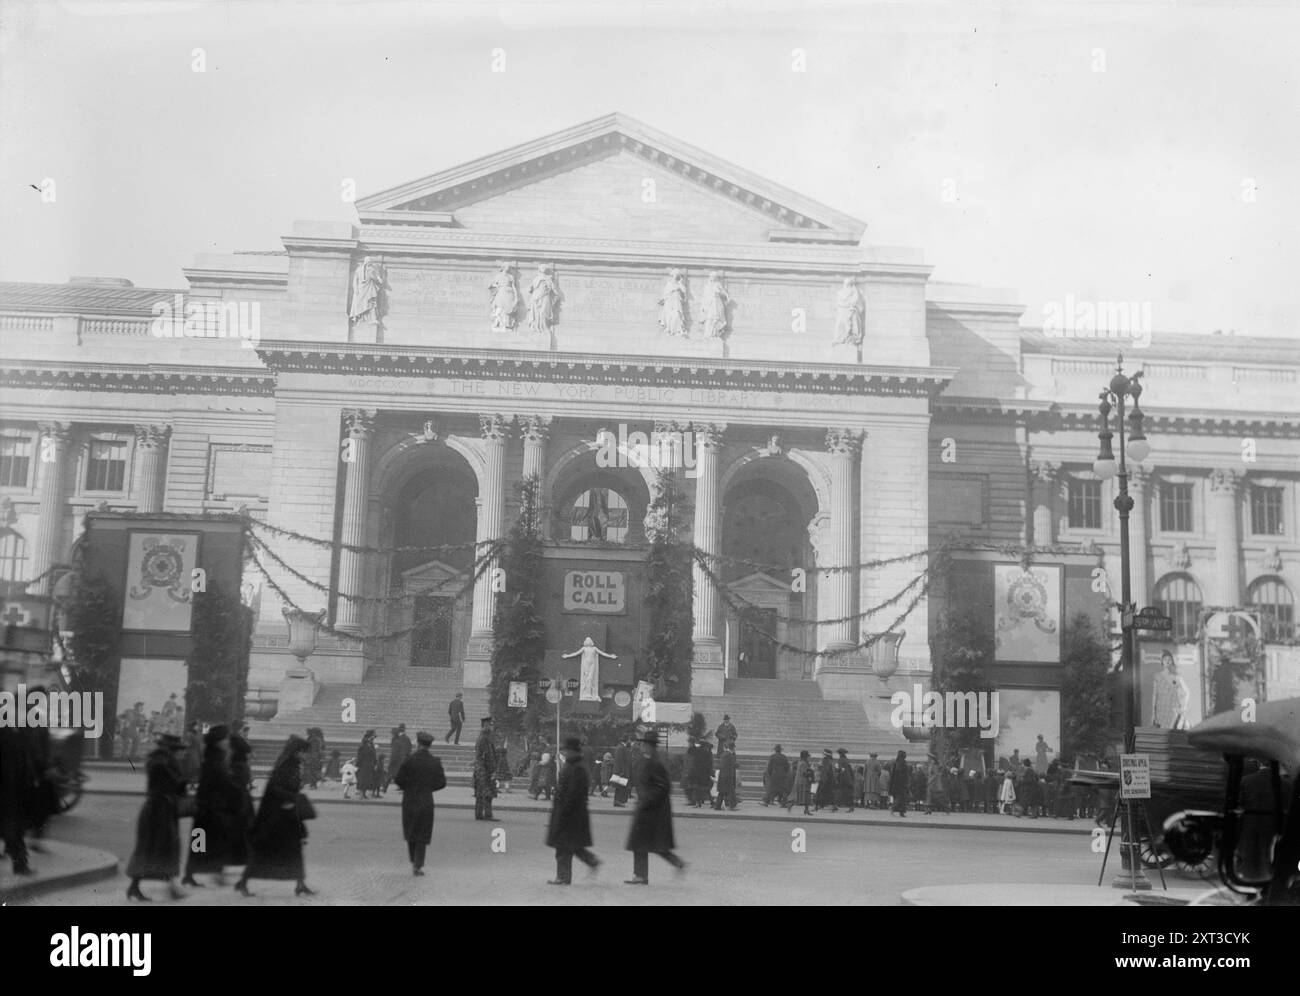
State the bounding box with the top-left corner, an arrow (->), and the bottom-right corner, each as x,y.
1092,353 -> 1151,890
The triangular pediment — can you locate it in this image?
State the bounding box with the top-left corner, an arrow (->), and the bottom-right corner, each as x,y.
728,571 -> 794,595
400,559 -> 465,591
355,113 -> 864,244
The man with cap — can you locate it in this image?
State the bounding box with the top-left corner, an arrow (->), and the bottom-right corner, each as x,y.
387,724 -> 412,791
715,714 -> 738,753
546,737 -> 600,884
393,732 -> 446,876
763,745 -> 790,807
624,730 -> 685,885
446,692 -> 466,744
611,732 -> 632,807
473,716 -> 499,820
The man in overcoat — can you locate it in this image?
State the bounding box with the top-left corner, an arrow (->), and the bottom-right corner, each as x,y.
473,717 -> 498,820
546,737 -> 600,884
388,724 -> 412,790
763,744 -> 790,807
624,730 -> 685,885
393,731 -> 446,875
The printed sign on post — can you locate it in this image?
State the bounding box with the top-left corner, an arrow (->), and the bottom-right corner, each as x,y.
1120,754 -> 1151,799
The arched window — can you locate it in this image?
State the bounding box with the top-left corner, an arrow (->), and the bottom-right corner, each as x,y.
0,528 -> 27,593
1154,573 -> 1203,641
1249,577 -> 1295,642
570,488 -> 629,543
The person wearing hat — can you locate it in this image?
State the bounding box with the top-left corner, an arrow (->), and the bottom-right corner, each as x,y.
714,741 -> 740,811
388,724 -> 412,791
689,735 -> 715,808
864,753 -> 883,809
787,750 -> 814,815
126,733 -> 191,900
832,749 -> 854,813
888,750 -> 910,817
624,730 -> 685,884
610,733 -> 632,807
446,692 -> 466,745
546,737 -> 600,884
715,714 -> 738,753
181,724 -> 242,888
236,735 -> 315,898
815,749 -> 836,812
473,716 -> 499,820
763,745 -> 790,807
393,732 -> 446,876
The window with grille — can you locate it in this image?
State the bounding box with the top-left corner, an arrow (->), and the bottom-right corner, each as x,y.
1249,577 -> 1294,642
1159,482 -> 1194,533
0,529 -> 26,590
1067,478 -> 1102,529
570,488 -> 629,543
1155,573 -> 1203,641
84,439 -> 127,492
0,435 -> 33,488
1250,486 -> 1284,536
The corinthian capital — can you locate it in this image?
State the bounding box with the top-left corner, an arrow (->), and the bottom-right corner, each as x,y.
1125,463 -> 1150,491
518,415 -> 551,443
134,424 -> 172,449
825,428 -> 862,456
690,422 -> 727,450
1209,468 -> 1242,495
479,413 -> 510,441
1030,460 -> 1062,485
342,408 -> 375,438
37,421 -> 73,446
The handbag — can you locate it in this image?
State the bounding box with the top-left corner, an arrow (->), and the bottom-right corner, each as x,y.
609,774 -> 629,787
295,792 -> 318,821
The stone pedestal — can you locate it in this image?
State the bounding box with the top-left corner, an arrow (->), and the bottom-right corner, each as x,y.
350,320 -> 380,345
463,637 -> 493,690
691,641 -> 725,696
814,652 -> 875,701
829,342 -> 861,365
275,668 -> 320,716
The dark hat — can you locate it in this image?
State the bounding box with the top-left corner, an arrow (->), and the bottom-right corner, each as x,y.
204,725 -> 230,747
562,736 -> 582,753
723,714 -> 730,721
837,748 -> 848,756
416,731 -> 434,746
397,723 -> 406,732
640,730 -> 660,745
455,692 -> 463,698
774,744 -> 783,752
364,729 -> 376,737
480,716 -> 493,726
869,753 -> 878,758
822,748 -> 833,757
156,734 -> 184,749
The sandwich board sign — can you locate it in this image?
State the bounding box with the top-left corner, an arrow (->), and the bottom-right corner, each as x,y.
1120,754 -> 1151,799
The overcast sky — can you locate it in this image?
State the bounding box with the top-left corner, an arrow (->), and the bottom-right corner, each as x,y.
2,0 -> 1297,338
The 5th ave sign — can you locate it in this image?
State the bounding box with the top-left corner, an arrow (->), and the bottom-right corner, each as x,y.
1132,607 -> 1172,632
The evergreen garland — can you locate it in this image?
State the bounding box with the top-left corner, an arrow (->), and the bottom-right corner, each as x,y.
643,468 -> 694,701
1060,613 -> 1117,763
62,571 -> 121,759
489,477 -> 547,737
929,608 -> 995,769
185,580 -> 253,725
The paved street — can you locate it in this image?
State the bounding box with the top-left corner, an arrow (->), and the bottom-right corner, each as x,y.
13,792 -> 1201,906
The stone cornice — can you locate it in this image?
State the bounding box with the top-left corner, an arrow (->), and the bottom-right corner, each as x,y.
254,340 -> 953,398
933,397 -> 1300,437
0,361 -> 273,396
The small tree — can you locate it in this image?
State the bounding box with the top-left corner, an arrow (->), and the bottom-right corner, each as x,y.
930,608 -> 994,769
185,580 -> 253,724
62,571 -> 121,759
489,477 -> 547,737
1060,613 -> 1116,764
643,468 -> 694,701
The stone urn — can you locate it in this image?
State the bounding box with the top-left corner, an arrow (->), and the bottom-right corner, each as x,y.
873,631 -> 904,680
283,607 -> 326,664
902,726 -> 932,743
277,608 -> 325,717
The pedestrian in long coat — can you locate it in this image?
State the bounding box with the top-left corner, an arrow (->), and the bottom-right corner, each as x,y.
691,738 -> 715,808
236,735 -> 314,897
126,735 -> 190,900
356,731 -> 378,798
388,725 -> 412,789
547,737 -> 600,884
624,731 -> 684,885
227,732 -> 254,865
182,723 -> 203,785
715,744 -> 739,810
763,745 -> 790,806
788,751 -> 814,814
393,731 -> 446,875
473,717 -> 498,820
182,725 -> 242,886
889,750 -> 911,817
864,754 -> 883,808
611,736 -> 632,807
815,750 -> 836,811
0,724 -> 38,875
925,758 -> 945,814
834,749 -> 855,812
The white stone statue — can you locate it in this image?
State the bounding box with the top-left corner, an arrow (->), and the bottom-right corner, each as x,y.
832,278 -> 865,345
561,637 -> 617,702
658,269 -> 689,337
527,264 -> 560,335
699,271 -> 731,339
488,262 -> 520,333
349,256 -> 385,325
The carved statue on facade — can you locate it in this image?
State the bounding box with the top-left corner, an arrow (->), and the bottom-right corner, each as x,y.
348,256 -> 386,325
527,264 -> 560,335
488,262 -> 520,333
832,278 -> 865,346
699,271 -> 731,339
1168,540 -> 1192,570
658,269 -> 689,337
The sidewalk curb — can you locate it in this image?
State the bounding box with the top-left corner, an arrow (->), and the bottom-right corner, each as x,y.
81,788 -> 1096,835
0,847 -> 120,904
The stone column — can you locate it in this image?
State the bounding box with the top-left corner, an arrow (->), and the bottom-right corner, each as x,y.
822,428 -> 862,652
335,409 -> 374,634
1030,461 -> 1061,547
690,422 -> 726,696
1126,464 -> 1151,609
29,421 -> 72,596
133,424 -> 171,514
519,415 -> 550,481
1210,468 -> 1243,606
465,413 -> 509,688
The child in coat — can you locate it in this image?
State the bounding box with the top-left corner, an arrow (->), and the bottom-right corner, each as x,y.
341,757 -> 358,799
999,771 -> 1017,815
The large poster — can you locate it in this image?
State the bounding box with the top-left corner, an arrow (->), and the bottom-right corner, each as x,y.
115,657 -> 188,758
992,689 -> 1060,768
993,564 -> 1061,663
121,532 -> 200,632
1138,641 -> 1202,729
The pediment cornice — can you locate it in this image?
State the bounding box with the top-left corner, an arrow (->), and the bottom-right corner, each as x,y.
0,361 -> 272,396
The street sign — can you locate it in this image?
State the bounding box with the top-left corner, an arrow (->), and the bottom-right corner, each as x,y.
1120,754 -> 1152,799
545,687 -> 561,705
565,678 -> 581,693
1133,607 -> 1172,632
